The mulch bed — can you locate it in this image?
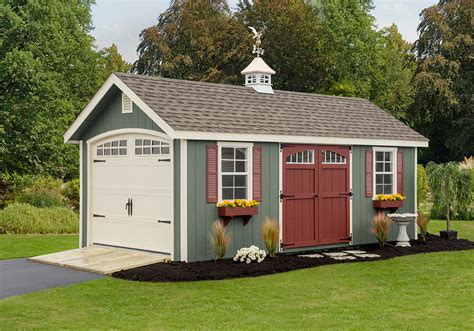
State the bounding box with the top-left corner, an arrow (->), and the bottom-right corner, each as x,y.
112,233 -> 474,282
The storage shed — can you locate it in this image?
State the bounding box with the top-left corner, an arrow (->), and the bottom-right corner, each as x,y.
64,55 -> 428,262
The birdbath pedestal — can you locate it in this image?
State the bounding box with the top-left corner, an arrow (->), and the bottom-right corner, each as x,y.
387,213 -> 417,247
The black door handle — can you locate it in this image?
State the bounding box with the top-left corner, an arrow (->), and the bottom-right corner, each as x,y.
280,193 -> 295,199
339,192 -> 353,196
125,198 -> 133,216
157,220 -> 171,224
130,198 -> 133,216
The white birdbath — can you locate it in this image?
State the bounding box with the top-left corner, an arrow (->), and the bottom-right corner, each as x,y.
387,213 -> 417,247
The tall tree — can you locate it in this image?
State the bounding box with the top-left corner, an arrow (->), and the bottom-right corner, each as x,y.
133,0 -> 250,84
99,43 -> 132,74
237,0 -> 328,92
0,0 -> 105,179
409,0 -> 473,163
372,24 -> 415,121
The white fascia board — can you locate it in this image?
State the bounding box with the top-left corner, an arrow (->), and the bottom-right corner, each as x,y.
173,131 -> 429,148
63,74 -> 175,143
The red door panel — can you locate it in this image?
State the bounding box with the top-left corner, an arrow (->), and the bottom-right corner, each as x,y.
282,145 -> 351,249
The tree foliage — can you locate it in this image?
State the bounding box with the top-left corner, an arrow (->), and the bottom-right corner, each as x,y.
0,0 -> 126,179
409,0 -> 473,163
99,43 -> 132,74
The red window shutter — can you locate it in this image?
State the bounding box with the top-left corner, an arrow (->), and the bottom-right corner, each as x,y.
206,145 -> 218,203
365,149 -> 373,197
253,146 -> 262,201
397,150 -> 404,195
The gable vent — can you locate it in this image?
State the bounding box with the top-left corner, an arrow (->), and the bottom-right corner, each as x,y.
122,93 -> 133,114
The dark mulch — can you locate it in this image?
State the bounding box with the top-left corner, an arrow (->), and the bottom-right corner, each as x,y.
112,234 -> 474,282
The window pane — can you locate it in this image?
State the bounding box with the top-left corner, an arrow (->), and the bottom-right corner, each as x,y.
111,140 -> 119,147
376,174 -> 383,185
297,152 -> 303,163
120,140 -> 127,146
135,139 -> 142,146
384,163 -> 392,172
143,139 -> 151,146
135,148 -> 142,155
222,188 -> 233,200
143,147 -> 151,154
111,149 -> 118,155
161,147 -> 170,154
222,161 -> 234,172
376,162 -> 384,172
235,148 -> 246,160
235,161 -> 246,172
376,151 -> 384,161
235,188 -> 246,199
222,175 -> 234,187
222,147 -> 234,159
152,140 -> 160,145
376,185 -> 384,194
383,174 -> 393,184
384,152 -> 392,161
235,175 -> 246,187
119,148 -> 127,155
383,185 -> 393,194
97,149 -> 103,156
104,142 -> 111,147
152,147 -> 160,154
104,149 -> 110,155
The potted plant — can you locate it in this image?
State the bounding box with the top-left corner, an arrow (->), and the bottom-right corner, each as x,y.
426,162 -> 472,240
373,193 -> 406,213
217,199 -> 259,226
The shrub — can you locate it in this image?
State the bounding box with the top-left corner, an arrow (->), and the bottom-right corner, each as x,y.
427,162 -> 473,226
62,179 -> 80,211
261,217 -> 279,257
234,245 -> 266,264
417,213 -> 430,242
0,203 -> 79,234
417,164 -> 429,206
208,220 -> 231,259
370,212 -> 391,247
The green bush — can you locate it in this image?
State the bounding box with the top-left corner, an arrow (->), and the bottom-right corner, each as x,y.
0,203 -> 79,234
417,164 -> 429,206
62,179 -> 80,211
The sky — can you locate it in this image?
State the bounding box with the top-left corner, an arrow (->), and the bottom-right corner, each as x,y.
91,0 -> 437,64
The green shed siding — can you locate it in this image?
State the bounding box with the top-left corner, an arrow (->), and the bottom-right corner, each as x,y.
186,141 -> 280,262
352,146 -> 416,244
76,89 -> 180,256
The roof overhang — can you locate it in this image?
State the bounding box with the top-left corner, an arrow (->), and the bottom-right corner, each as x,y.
63,73 -> 175,143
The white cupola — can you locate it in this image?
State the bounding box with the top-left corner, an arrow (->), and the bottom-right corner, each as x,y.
241,26 -> 276,94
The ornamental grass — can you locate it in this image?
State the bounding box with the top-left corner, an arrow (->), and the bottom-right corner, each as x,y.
370,212 -> 391,247
417,213 -> 430,242
209,220 -> 231,260
261,217 -> 279,257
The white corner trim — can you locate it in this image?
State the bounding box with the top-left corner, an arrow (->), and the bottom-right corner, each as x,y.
79,141 -> 83,248
180,139 -> 188,262
278,143 -> 283,251
64,74 -> 175,143
217,142 -> 254,202
349,146 -> 353,245
174,131 -> 429,148
414,148 -> 418,240
372,147 -> 398,197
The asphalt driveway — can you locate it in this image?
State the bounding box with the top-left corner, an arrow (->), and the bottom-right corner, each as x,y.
0,259 -> 103,299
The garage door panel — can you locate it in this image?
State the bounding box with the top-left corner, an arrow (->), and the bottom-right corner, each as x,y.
90,134 -> 173,254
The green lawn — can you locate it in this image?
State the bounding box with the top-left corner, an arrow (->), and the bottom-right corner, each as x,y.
0,234 -> 78,260
0,222 -> 472,329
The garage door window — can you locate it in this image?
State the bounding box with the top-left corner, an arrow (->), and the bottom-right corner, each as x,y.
135,139 -> 170,155
96,140 -> 127,156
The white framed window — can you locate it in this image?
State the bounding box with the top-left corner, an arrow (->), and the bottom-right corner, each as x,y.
260,74 -> 270,84
246,74 -> 257,84
134,138 -> 170,156
122,93 -> 133,114
96,139 -> 127,156
373,147 -> 397,195
218,142 -> 253,201
286,150 -> 314,164
321,150 -> 346,164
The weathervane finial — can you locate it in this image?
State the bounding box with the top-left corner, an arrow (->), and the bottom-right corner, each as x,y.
248,26 -> 266,57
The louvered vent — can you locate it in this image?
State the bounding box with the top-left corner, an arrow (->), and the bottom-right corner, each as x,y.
122,93 -> 132,113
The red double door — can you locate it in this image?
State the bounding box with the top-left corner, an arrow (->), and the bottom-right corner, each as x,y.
282,145 -> 351,248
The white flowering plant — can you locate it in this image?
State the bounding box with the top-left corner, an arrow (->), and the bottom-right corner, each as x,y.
233,245 -> 266,264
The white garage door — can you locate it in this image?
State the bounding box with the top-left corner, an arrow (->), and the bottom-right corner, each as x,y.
90,133 -> 172,253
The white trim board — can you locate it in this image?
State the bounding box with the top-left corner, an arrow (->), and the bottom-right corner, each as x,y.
180,139 -> 188,262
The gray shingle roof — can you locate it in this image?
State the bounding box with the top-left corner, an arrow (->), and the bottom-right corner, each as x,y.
115,73 -> 427,142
